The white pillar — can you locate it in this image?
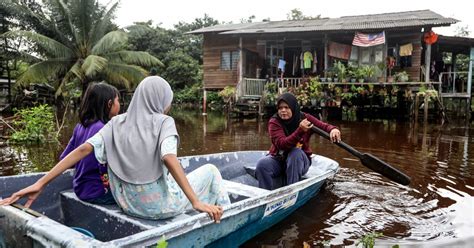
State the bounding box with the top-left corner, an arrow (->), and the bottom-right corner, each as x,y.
425,44 -> 431,83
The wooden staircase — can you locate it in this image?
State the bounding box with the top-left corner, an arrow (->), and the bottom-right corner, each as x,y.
233,78 -> 266,116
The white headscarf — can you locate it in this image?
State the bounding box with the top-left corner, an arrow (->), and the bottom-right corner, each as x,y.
99,76 -> 178,184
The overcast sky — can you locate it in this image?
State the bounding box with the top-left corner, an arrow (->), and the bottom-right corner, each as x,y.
109,0 -> 473,37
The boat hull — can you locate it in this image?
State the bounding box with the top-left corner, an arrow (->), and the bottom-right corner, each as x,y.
0,151 -> 338,247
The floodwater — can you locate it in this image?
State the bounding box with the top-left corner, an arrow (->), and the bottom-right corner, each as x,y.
1,108 -> 473,247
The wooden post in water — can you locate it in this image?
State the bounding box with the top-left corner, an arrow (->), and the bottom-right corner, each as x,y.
424,28 -> 432,121
414,94 -> 419,122
239,37 -> 243,84
468,47 -> 473,119
202,89 -> 207,115
424,94 -> 429,122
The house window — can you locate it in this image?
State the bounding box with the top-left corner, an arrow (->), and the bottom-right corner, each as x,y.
361,48 -> 371,64
221,50 -> 240,70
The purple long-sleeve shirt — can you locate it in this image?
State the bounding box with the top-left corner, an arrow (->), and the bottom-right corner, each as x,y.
268,113 -> 337,157
60,121 -> 107,201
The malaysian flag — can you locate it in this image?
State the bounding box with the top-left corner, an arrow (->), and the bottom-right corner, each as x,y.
352,31 -> 385,47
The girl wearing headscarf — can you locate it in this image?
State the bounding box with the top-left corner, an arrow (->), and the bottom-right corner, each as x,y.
2,76 -> 229,222
255,93 -> 341,190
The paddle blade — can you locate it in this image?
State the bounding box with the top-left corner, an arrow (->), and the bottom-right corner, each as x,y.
360,153 -> 411,185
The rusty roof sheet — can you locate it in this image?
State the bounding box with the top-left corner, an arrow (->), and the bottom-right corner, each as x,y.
189,10 -> 457,35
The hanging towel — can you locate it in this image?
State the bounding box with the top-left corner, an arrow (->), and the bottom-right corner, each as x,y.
399,43 -> 413,56
278,59 -> 286,71
312,51 -> 318,73
300,52 -> 304,70
328,42 -> 352,60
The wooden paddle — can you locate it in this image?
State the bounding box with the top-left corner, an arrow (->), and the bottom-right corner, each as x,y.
311,126 -> 411,185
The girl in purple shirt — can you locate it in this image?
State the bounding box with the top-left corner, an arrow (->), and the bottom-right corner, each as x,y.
61,82 -> 121,204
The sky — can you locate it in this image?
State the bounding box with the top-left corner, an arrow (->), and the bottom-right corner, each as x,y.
109,0 -> 474,37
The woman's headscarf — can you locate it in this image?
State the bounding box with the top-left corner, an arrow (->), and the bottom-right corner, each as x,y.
99,76 -> 178,184
273,92 -> 301,135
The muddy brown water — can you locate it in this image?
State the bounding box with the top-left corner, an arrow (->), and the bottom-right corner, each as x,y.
1,108 -> 473,247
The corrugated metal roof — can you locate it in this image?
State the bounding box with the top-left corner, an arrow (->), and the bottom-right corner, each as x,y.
189,10 -> 457,35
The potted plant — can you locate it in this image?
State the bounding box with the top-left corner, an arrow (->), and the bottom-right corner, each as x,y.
376,62 -> 386,82
347,65 -> 358,83
308,78 -> 323,106
362,65 -> 375,82
294,83 -> 310,106
356,67 -> 366,83
263,82 -> 278,105
326,68 -> 335,82
335,61 -> 347,83
395,71 -> 409,82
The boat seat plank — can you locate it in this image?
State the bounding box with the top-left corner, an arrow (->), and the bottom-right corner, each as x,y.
244,155 -> 335,180
222,179 -> 269,198
60,191 -> 197,232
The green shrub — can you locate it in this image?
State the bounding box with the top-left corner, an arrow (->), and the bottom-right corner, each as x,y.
174,83 -> 202,103
207,91 -> 223,104
10,104 -> 57,144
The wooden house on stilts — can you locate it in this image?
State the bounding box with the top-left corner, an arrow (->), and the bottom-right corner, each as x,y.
190,10 -> 474,119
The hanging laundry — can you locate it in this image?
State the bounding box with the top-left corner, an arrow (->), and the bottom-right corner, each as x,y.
300,52 -> 304,70
303,51 -> 313,69
328,42 -> 352,60
278,59 -> 286,71
399,43 -> 413,56
312,51 -> 318,73
292,54 -> 297,75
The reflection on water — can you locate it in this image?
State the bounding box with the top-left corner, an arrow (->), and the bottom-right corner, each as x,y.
1,108 -> 473,246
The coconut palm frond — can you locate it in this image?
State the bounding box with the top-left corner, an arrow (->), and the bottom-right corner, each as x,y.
89,1 -> 119,44
17,60 -> 71,85
104,63 -> 147,89
55,65 -> 82,97
73,0 -> 95,42
103,72 -> 131,90
54,0 -> 82,45
91,31 -> 127,55
6,50 -> 42,64
3,30 -> 74,59
105,51 -> 164,67
69,61 -> 85,83
81,55 -> 108,78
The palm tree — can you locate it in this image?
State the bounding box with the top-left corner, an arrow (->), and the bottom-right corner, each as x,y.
2,0 -> 163,95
